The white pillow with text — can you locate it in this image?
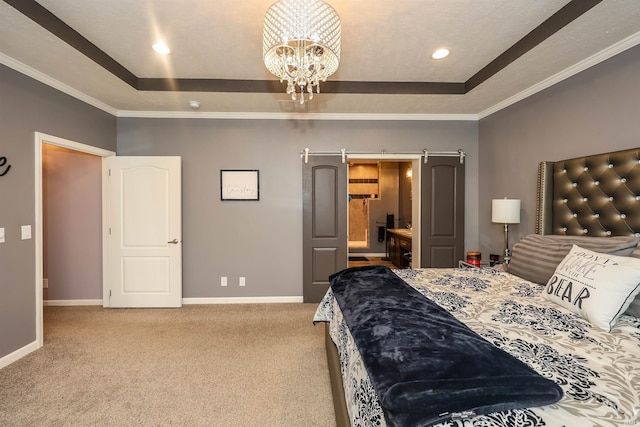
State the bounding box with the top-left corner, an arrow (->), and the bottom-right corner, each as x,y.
544,245 -> 640,331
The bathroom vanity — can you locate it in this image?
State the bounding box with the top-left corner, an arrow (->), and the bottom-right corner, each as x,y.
387,229 -> 412,268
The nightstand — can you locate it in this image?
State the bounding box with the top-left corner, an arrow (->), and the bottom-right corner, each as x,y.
458,260 -> 505,271
458,260 -> 490,269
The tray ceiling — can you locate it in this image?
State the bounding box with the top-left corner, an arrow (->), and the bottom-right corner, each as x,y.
1,0 -> 639,118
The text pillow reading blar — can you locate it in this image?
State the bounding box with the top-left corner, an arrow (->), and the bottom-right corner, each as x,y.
544,245 -> 640,331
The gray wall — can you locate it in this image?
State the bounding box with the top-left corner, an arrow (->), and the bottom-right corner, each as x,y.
43,145 -> 102,301
478,44 -> 640,257
117,119 -> 479,298
371,162 -> 400,254
0,64 -> 116,360
351,162 -> 402,256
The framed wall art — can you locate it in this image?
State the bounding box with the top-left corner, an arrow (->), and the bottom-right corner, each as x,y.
220,169 -> 259,201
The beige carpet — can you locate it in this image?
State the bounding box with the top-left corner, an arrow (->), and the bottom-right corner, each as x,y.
0,304 -> 336,426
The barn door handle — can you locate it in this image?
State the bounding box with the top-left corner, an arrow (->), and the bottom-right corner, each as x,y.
167,238 -> 179,244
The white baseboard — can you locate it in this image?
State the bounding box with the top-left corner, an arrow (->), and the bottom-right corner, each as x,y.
0,340 -> 40,370
44,297 -> 305,307
44,299 -> 103,306
183,296 -> 304,305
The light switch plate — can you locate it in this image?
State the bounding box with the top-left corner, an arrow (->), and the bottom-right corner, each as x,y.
0,227 -> 5,243
21,225 -> 31,240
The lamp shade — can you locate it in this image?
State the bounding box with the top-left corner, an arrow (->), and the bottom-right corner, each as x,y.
492,198 -> 521,224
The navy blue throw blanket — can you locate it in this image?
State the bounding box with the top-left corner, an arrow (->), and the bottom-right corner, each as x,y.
329,265 -> 563,427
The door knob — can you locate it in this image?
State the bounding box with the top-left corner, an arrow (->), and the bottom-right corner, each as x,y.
167,238 -> 179,244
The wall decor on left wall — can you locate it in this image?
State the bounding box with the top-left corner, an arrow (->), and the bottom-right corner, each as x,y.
220,169 -> 260,201
0,156 -> 11,176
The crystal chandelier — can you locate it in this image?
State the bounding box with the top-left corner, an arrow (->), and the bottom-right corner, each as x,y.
263,0 -> 341,104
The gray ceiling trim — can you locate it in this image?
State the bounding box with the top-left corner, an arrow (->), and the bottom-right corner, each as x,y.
3,0 -> 137,87
4,0 -> 602,95
136,77 -> 468,95
465,0 -> 602,92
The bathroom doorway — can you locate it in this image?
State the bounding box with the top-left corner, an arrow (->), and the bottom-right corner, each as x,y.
347,160 -> 414,262
303,152 -> 464,301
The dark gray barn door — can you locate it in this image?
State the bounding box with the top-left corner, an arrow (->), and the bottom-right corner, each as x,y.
421,156 -> 465,267
303,156 -> 347,303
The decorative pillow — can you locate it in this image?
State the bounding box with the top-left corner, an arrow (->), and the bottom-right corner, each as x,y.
543,245 -> 640,331
508,234 -> 640,285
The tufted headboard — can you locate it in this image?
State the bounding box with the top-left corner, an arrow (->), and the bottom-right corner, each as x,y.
536,147 -> 640,237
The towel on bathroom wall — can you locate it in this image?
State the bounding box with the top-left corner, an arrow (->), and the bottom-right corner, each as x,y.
378,226 -> 386,242
386,214 -> 394,230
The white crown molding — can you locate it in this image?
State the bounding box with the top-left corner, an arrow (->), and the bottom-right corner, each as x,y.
478,30 -> 640,119
0,52 -> 118,116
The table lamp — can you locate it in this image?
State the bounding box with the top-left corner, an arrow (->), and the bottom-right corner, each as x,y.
492,198 -> 521,264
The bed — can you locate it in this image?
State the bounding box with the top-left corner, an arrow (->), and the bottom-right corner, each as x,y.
314,147 -> 640,426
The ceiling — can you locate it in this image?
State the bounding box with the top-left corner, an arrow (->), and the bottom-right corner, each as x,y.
1,0 -> 640,119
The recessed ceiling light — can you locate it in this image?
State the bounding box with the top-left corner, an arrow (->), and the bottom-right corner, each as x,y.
152,42 -> 171,55
431,48 -> 449,60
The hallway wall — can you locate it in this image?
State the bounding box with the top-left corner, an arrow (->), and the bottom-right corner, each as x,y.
43,145 -> 102,301
0,63 -> 116,361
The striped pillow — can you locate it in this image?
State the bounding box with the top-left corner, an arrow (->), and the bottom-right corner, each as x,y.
626,296 -> 640,318
507,234 -> 640,286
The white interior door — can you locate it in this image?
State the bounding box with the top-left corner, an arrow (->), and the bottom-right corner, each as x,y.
106,156 -> 182,307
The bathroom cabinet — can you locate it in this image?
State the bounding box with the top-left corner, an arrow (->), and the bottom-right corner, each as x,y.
387,229 -> 412,268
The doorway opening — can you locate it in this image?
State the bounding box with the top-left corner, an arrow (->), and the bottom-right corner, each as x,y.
347,157 -> 420,268
34,132 -> 114,347
303,151 -> 464,302
42,144 -> 103,305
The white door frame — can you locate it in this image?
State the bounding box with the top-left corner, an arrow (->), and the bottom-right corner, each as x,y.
34,132 -> 115,347
347,154 -> 422,267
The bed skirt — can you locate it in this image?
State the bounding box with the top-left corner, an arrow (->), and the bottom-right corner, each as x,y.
325,324 -> 350,427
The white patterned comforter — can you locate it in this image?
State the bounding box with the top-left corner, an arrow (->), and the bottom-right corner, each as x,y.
314,267 -> 640,427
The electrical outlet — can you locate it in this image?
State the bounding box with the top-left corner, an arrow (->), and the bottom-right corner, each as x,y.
221,276 -> 227,287
239,277 -> 246,287
21,225 -> 31,240
43,278 -> 48,289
